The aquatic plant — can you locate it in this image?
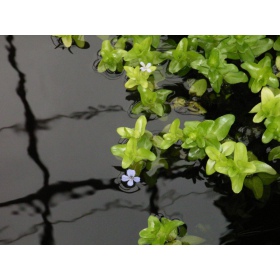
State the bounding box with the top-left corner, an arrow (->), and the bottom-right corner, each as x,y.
241,56 -> 279,93
138,215 -> 205,245
131,85 -> 172,116
205,142 -> 276,194
54,35 -> 86,48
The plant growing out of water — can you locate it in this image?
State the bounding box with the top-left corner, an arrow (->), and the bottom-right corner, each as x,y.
123,37 -> 165,67
97,40 -> 127,73
131,85 -> 172,117
165,37 -> 203,74
190,48 -> 248,93
153,114 -> 235,161
217,35 -> 274,62
205,142 -> 276,195
241,56 -> 279,93
54,35 -> 86,48
111,115 -> 156,170
249,87 -> 280,143
124,64 -> 156,90
138,215 -> 205,245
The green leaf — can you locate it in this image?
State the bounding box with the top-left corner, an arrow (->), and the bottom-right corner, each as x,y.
268,146 -> 280,161
230,174 -> 246,193
188,147 -> 206,160
72,35 -> 85,48
111,144 -> 126,157
180,235 -> 205,245
244,176 -> 264,199
273,36 -> 280,51
250,160 -> 277,175
223,71 -> 248,84
134,115 -> 147,138
189,79 -> 207,96
211,114 -> 235,141
234,142 -> 248,162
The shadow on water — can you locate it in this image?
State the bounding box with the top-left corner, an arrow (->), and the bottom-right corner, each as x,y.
1,36 -> 160,245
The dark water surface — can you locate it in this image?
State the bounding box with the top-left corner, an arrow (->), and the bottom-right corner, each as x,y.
0,35 -> 279,245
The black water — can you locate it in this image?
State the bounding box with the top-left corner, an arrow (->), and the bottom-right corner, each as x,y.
0,35 -> 280,245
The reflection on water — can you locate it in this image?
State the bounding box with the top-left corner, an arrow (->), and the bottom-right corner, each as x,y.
1,35 -> 279,245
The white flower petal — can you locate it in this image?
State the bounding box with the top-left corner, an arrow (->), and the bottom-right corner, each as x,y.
133,177 -> 140,183
127,179 -> 134,187
140,62 -> 145,67
146,63 -> 151,67
147,69 -> 151,73
121,175 -> 129,182
127,169 -> 136,177
140,67 -> 145,72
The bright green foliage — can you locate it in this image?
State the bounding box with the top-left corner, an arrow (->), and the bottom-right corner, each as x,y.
249,87 -> 280,123
269,146 -> 280,161
153,114 -> 235,161
218,35 -> 274,62
138,215 -> 205,245
167,38 -> 204,74
138,215 -> 180,245
241,56 -> 279,93
188,35 -> 229,58
205,142 -> 276,194
124,37 -> 165,67
111,116 -> 156,169
189,79 -> 208,96
98,40 -> 127,73
132,86 -> 172,116
116,115 -> 147,139
182,114 -> 235,160
276,56 -> 280,72
250,87 -> 280,143
54,35 -> 86,48
127,35 -> 161,49
191,48 -> 248,93
124,65 -> 155,89
273,36 -> 280,51
153,118 -> 184,150
263,116 -> 280,143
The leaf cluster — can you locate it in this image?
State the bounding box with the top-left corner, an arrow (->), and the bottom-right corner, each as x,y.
205,141 -> 276,197
111,115 -> 156,170
138,215 -> 204,245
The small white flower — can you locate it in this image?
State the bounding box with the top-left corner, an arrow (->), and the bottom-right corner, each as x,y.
121,169 -> 140,187
140,62 -> 152,73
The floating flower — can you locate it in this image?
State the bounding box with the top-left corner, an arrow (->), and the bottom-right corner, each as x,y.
121,169 -> 140,187
140,62 -> 153,73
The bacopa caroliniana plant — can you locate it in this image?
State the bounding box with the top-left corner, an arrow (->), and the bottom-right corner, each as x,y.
54,35 -> 86,49
111,115 -> 156,171
138,215 -> 205,245
205,141 -> 276,195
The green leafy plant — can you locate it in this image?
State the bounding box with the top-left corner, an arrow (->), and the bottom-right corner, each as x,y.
124,64 -> 156,90
241,56 -> 279,93
54,35 -> 86,48
182,114 -> 235,160
205,142 -> 276,194
153,118 -> 184,150
190,48 -> 248,93
218,35 -> 274,62
111,116 -> 156,169
97,40 -> 127,73
153,114 -> 235,161
138,215 -> 204,245
166,37 -> 203,74
131,85 -> 172,116
123,37 -> 165,67
249,87 -> 280,143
